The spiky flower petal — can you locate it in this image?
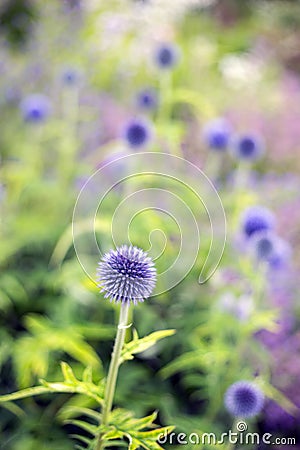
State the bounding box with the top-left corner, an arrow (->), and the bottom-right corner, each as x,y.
96,245 -> 156,304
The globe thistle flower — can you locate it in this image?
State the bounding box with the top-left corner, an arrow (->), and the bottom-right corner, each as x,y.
248,229 -> 292,270
96,245 -> 156,304
268,240 -> 292,270
154,43 -> 180,70
203,118 -> 231,151
225,381 -> 264,418
61,68 -> 80,86
122,118 -> 152,149
136,88 -> 158,111
240,206 -> 275,238
20,93 -> 51,123
250,231 -> 276,262
232,134 -> 264,161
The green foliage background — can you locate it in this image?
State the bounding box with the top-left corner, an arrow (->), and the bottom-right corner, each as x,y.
0,0 -> 300,449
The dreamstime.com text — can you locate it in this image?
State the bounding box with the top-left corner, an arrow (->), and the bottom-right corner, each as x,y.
158,421 -> 296,446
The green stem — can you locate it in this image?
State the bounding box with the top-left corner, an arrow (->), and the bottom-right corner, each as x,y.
96,302 -> 130,450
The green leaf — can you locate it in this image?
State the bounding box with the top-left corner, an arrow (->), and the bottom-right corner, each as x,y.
127,411 -> 159,431
61,361 -> 78,384
13,315 -> 103,387
160,350 -> 206,378
121,329 -> 176,363
0,385 -> 57,403
160,347 -> 231,379
70,434 -> 92,446
83,366 -> 93,383
64,419 -> 98,436
0,362 -> 104,406
62,406 -> 101,422
0,401 -> 27,418
50,218 -> 111,267
99,408 -> 175,450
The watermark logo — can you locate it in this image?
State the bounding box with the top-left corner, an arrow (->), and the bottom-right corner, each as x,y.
72,152 -> 226,292
158,421 -> 296,446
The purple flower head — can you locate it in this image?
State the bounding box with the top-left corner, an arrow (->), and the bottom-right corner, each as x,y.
250,231 -> 292,269
225,381 -> 264,418
232,134 -> 264,161
240,206 -> 275,238
136,88 -> 158,111
20,94 -> 51,123
122,118 -> 152,149
96,245 -> 156,304
61,68 -> 80,86
154,43 -> 180,70
268,238 -> 292,270
203,118 -> 231,151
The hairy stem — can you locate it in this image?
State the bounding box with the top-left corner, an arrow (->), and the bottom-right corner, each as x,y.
96,302 -> 130,450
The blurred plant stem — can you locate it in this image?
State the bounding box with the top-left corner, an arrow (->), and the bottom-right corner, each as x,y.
96,302 -> 130,450
59,86 -> 81,183
226,418 -> 239,450
158,71 -> 183,156
159,71 -> 173,123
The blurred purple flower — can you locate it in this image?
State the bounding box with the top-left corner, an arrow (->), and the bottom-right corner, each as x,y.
61,67 -> 81,86
20,93 -> 51,123
231,134 -> 264,161
249,231 -> 292,269
122,118 -> 153,149
136,88 -> 158,111
154,43 -> 180,70
240,206 -> 275,238
203,118 -> 231,151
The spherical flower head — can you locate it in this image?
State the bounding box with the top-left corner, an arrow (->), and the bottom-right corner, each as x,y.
154,43 -> 180,70
122,118 -> 152,149
20,94 -> 51,123
224,381 -> 264,418
61,68 -> 80,86
268,239 -> 292,270
203,118 -> 231,151
240,206 -> 275,238
96,245 -> 156,304
251,232 -> 292,270
232,134 -> 264,161
136,88 -> 158,111
250,230 -> 276,262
